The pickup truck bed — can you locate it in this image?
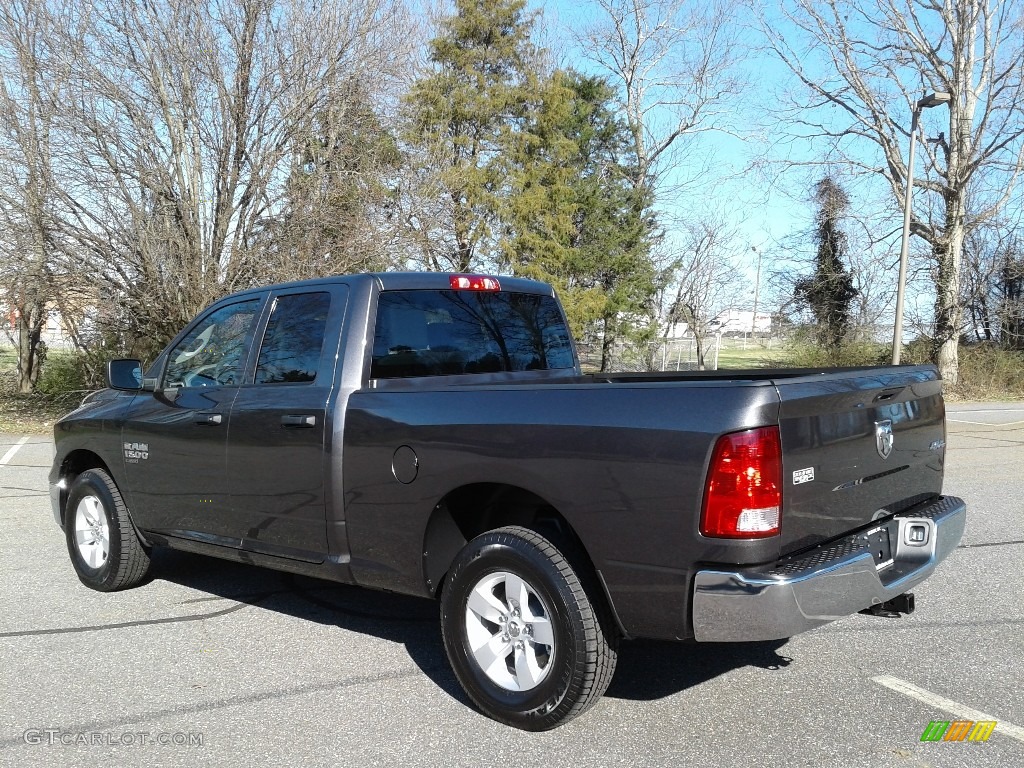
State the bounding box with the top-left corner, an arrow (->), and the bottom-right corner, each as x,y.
48,271 -> 965,730
344,364 -> 958,643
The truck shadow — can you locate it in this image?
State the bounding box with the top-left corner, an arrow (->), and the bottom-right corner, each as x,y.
149,549 -> 792,707
605,638 -> 792,701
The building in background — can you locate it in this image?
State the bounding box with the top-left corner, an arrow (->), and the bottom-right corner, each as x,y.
709,309 -> 772,336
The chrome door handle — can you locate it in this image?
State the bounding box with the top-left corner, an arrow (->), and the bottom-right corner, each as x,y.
194,413 -> 223,426
280,414 -> 316,428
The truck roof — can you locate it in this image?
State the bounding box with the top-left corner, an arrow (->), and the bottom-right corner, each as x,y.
220,272 -> 556,299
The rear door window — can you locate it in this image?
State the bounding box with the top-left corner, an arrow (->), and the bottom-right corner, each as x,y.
255,292 -> 332,384
371,290 -> 574,379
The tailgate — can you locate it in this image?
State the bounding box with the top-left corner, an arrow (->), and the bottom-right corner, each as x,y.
774,366 -> 946,556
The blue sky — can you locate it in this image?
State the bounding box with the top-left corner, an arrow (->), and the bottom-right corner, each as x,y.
526,0 -> 953,326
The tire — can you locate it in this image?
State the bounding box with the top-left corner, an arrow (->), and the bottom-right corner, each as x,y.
440,526 -> 618,730
64,468 -> 151,592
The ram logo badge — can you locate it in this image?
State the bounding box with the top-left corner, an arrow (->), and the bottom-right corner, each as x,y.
875,420 -> 894,459
123,442 -> 149,463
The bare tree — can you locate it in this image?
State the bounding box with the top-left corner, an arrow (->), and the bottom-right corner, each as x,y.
962,221 -> 1024,346
579,0 -> 746,192
578,1 -> 747,362
763,0 -> 1024,384
665,217 -> 741,369
0,0 -> 412,366
0,0 -> 65,392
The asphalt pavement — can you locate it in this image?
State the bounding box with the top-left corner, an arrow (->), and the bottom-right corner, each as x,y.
0,404 -> 1021,768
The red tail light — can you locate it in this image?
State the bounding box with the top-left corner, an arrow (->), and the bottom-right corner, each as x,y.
701,426 -> 783,538
449,274 -> 501,291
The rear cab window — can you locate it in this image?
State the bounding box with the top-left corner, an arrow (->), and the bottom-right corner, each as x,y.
371,290 -> 575,380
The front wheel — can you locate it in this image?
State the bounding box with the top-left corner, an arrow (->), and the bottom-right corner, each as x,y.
64,468 -> 152,591
440,526 -> 618,730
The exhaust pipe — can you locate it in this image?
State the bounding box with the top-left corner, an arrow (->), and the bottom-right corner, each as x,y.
859,593 -> 915,618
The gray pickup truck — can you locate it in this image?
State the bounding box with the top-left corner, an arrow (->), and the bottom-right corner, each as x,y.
49,272 -> 966,730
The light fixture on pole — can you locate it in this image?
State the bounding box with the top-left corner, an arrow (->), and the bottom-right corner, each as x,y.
892,91 -> 951,365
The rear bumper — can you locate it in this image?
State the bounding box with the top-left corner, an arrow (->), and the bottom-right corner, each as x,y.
691,495 -> 966,642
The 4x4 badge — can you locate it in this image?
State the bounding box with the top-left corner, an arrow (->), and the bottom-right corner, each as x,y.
875,420 -> 894,459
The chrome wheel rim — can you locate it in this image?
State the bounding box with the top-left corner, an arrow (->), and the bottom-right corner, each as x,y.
464,571 -> 555,692
74,495 -> 109,569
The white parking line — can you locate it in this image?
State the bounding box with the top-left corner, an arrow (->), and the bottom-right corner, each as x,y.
947,408 -> 1024,413
947,419 -> 1024,426
872,675 -> 1024,743
0,437 -> 30,466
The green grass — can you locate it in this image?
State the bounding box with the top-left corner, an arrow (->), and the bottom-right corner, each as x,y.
714,338 -> 780,369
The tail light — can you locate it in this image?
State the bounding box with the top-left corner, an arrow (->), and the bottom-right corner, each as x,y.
449,274 -> 501,291
700,426 -> 783,538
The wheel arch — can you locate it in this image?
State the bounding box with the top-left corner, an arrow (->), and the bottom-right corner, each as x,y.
421,483 -> 623,633
55,449 -> 117,527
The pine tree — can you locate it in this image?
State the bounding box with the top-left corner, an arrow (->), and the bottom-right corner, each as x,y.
500,70 -> 656,367
404,0 -> 538,271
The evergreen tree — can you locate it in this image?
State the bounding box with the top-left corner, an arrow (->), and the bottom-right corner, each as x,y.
275,84 -> 402,279
404,0 -> 538,271
794,176 -> 858,352
501,70 -> 656,368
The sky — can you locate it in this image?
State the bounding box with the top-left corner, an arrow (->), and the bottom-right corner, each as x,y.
535,1 -> 819,234
527,0 -> 955,328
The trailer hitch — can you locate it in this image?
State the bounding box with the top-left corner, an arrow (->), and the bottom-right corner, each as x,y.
859,593 -> 915,619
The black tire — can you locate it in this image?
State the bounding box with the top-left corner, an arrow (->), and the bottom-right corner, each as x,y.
64,468 -> 151,591
440,526 -> 618,730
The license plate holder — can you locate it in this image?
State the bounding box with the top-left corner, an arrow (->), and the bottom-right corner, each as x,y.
863,522 -> 896,570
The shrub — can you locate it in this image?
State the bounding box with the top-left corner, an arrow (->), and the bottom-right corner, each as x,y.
768,327 -> 890,368
953,343 -> 1024,399
774,336 -> 1024,400
779,341 -> 890,368
36,352 -> 90,397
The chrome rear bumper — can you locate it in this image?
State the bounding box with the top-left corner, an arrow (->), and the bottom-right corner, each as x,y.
691,495 -> 966,642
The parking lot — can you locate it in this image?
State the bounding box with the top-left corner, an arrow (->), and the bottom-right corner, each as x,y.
1,404 -> 1021,768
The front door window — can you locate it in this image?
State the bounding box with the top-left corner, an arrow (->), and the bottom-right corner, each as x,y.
164,300 -> 261,388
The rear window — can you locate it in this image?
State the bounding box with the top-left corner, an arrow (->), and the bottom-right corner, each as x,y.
371,290 -> 575,379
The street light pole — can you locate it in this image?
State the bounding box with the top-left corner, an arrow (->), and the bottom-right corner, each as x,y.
892,91 -> 951,365
751,245 -> 762,336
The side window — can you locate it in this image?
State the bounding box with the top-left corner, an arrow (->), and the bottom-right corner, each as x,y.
255,292 -> 331,384
164,299 -> 261,388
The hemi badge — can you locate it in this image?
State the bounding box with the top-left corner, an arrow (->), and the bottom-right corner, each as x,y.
793,467 -> 815,485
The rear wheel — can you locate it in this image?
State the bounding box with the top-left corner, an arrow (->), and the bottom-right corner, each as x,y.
440,526 -> 618,730
65,469 -> 151,591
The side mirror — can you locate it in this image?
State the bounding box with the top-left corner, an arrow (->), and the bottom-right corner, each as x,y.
107,359 -> 144,391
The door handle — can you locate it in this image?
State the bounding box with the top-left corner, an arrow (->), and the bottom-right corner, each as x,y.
281,414 -> 316,428
194,413 -> 223,426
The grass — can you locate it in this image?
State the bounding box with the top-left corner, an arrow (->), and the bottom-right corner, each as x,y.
0,391 -> 74,434
715,339 -> 779,368
718,337 -> 1024,402
0,348 -> 81,434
